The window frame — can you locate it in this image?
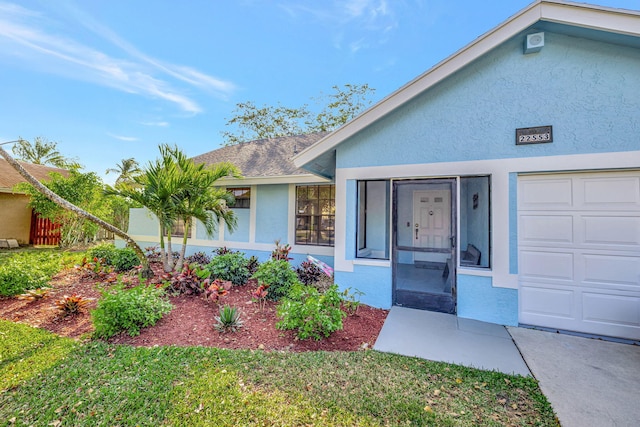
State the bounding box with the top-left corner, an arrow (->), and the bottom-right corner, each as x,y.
295,184 -> 335,247
227,187 -> 251,209
458,175 -> 491,269
170,218 -> 193,238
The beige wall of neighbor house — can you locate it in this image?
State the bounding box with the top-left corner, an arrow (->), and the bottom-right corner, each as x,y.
0,193 -> 32,244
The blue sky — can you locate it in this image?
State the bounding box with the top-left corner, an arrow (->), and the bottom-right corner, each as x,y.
1,0 -> 638,184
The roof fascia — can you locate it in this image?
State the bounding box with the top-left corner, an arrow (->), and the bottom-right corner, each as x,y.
218,174 -> 332,186
293,0 -> 640,168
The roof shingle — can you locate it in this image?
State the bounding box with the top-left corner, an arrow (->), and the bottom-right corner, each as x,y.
0,159 -> 68,191
191,133 -> 327,178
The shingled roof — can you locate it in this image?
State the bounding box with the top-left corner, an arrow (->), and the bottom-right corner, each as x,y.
191,133 -> 328,178
0,159 -> 68,192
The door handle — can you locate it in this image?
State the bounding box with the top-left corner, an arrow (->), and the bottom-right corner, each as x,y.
450,236 -> 455,248
415,228 -> 419,240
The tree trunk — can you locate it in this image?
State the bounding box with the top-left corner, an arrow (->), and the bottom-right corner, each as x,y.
0,146 -> 153,278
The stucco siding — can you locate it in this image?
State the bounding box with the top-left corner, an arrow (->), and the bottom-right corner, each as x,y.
225,208 -> 250,242
129,208 -> 159,237
255,184 -> 289,244
0,193 -> 31,244
335,264 -> 392,309
457,275 -> 518,326
336,32 -> 640,169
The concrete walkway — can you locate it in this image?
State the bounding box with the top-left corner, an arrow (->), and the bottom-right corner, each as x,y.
509,327 -> 640,427
373,307 -> 530,376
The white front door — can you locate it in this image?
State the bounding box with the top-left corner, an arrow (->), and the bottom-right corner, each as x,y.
518,171 -> 640,340
413,190 -> 451,262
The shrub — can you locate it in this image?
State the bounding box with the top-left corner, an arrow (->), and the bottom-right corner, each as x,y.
17,287 -> 51,301
207,252 -> 250,286
341,287 -> 364,315
204,278 -> 231,304
111,248 -> 140,272
92,284 -> 173,339
88,244 -> 139,272
251,260 -> 300,301
170,263 -> 211,295
0,252 -> 68,296
185,251 -> 212,267
214,305 -> 243,332
295,261 -> 324,286
247,255 -> 260,275
276,284 -> 346,340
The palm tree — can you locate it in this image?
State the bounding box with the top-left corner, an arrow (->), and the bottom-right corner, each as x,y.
107,144 -> 241,272
12,137 -> 80,169
0,144 -> 152,277
169,146 -> 240,270
106,158 -> 141,188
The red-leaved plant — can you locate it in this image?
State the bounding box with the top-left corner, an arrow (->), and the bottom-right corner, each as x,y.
251,284 -> 269,311
204,279 -> 231,304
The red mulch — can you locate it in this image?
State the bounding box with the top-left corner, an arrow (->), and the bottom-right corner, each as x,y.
0,263 -> 388,352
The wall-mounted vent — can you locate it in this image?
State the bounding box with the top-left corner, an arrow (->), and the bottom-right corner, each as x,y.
524,32 -> 544,54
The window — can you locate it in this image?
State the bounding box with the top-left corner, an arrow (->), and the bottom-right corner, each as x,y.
295,184 -> 335,246
357,180 -> 390,259
171,218 -> 192,238
228,187 -> 251,209
459,176 -> 490,268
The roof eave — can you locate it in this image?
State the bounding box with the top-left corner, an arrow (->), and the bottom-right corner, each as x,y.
218,173 -> 332,186
292,0 -> 640,168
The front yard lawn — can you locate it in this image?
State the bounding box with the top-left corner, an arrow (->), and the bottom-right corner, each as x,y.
0,320 -> 557,426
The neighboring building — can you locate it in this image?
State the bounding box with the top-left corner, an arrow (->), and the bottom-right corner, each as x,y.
126,133 -> 335,266
0,159 -> 66,245
127,0 -> 640,341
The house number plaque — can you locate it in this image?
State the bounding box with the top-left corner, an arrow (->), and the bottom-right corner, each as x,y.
516,126 -> 553,145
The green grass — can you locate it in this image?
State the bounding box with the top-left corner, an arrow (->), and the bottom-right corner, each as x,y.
0,319 -> 558,426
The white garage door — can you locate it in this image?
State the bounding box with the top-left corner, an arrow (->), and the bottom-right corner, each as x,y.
518,171 -> 640,340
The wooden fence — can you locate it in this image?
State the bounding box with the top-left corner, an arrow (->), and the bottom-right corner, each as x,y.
29,211 -> 61,246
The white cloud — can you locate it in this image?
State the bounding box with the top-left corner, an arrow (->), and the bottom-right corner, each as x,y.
140,121 -> 169,127
280,0 -> 397,52
0,1 -> 236,113
108,133 -> 139,142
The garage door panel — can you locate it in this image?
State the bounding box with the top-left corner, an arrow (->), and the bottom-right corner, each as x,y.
579,177 -> 640,208
520,215 -> 573,244
519,178 -> 573,209
582,215 -> 640,247
520,285 -> 574,318
582,292 -> 640,327
520,250 -> 574,281
519,171 -> 640,341
581,254 -> 640,290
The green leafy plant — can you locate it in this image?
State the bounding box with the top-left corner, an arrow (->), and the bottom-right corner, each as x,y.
92,284 -> 173,339
341,287 -> 364,315
214,305 -> 243,332
88,244 -> 140,272
276,284 -> 346,340
271,239 -> 292,261
251,259 -> 300,301
54,294 -> 92,316
207,252 -> 250,286
247,255 -> 260,275
0,252 -> 72,296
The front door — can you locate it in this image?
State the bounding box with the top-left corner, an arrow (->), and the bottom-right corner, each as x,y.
393,179 -> 456,313
413,189 -> 451,263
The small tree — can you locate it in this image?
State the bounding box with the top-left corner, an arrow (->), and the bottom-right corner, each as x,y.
222,84 -> 375,145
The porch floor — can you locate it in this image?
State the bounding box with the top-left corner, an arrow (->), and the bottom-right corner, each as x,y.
374,307 -> 530,376
395,263 -> 448,294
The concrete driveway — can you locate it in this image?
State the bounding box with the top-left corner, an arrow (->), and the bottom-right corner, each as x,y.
508,327 -> 640,427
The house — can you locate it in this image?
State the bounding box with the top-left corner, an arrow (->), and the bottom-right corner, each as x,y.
0,159 -> 66,245
126,0 -> 640,341
126,133 -> 336,267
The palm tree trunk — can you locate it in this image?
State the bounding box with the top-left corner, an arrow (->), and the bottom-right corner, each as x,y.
175,220 -> 190,271
0,146 -> 153,278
